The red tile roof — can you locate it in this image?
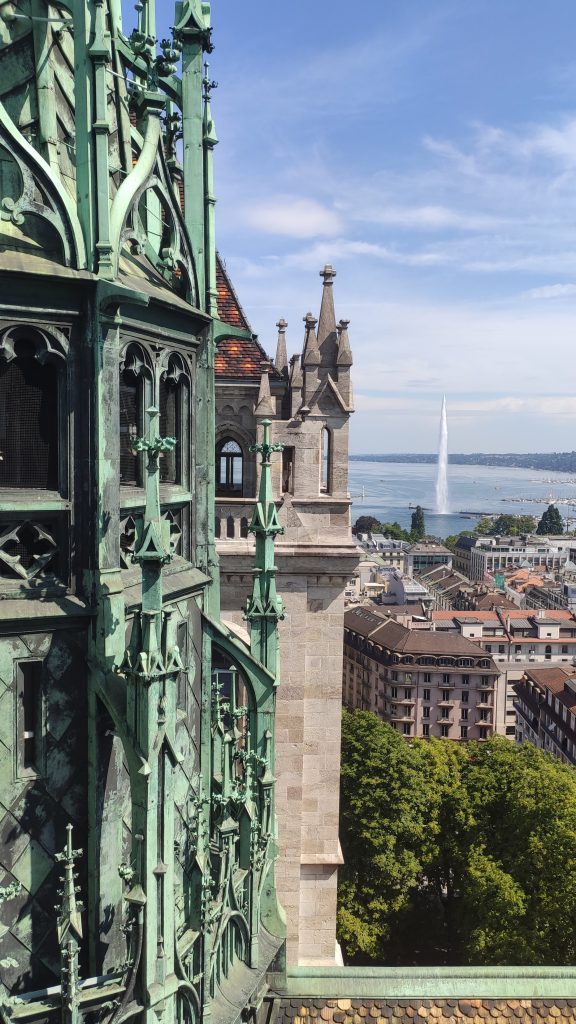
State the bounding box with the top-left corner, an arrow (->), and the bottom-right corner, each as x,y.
214,254 -> 285,381
432,611 -> 500,621
216,254 -> 251,331
215,336 -> 270,380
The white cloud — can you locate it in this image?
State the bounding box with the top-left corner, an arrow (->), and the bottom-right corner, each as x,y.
524,283 -> 576,300
360,204 -> 506,231
240,198 -> 342,238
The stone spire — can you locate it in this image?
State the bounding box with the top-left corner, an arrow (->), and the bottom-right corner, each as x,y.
336,319 -> 352,366
275,318 -> 288,376
317,265 -> 338,367
301,313 -> 320,367
301,313 -> 319,412
336,318 -> 353,408
255,361 -> 275,418
289,354 -> 303,417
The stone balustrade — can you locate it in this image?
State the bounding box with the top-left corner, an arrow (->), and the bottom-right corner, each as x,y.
215,499 -> 258,541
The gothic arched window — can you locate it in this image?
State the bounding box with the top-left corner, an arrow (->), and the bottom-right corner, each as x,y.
120,344 -> 151,486
216,438 -> 243,496
159,354 -> 190,486
320,426 -> 331,494
0,346 -> 59,490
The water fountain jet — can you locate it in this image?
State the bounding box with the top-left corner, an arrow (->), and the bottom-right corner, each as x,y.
436,395 -> 449,514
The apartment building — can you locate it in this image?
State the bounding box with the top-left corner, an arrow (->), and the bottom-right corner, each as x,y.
430,608 -> 576,737
343,607 -> 503,739
514,666 -> 576,765
468,535 -> 573,581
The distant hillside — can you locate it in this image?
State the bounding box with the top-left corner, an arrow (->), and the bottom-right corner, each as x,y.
350,452 -> 576,473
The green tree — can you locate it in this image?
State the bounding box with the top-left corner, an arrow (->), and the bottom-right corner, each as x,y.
380,521 -> 412,542
475,515 -> 536,537
444,531 -> 475,552
475,517 -> 494,535
338,712 -> 576,966
410,505 -> 425,540
352,515 -> 382,535
338,711 -> 435,960
490,514 -> 536,535
537,504 -> 565,535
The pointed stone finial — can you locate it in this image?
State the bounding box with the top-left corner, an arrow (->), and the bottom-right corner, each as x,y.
317,265 -> 338,366
289,353 -> 303,388
302,313 -> 320,367
336,318 -> 353,366
255,361 -> 275,418
320,264 -> 337,285
275,318 -> 288,376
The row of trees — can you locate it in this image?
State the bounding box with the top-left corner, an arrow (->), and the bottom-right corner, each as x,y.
353,504 -> 565,550
443,505 -> 566,551
353,506 -> 427,543
338,710 -> 576,966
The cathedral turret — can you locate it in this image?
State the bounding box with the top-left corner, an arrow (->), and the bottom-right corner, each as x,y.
301,312 -> 320,412
317,265 -> 339,368
275,318 -> 289,376
289,354 -> 303,417
255,361 -> 276,418
336,318 -> 354,407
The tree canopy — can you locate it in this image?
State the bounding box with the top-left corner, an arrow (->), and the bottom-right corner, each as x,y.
338,709 -> 576,966
475,514 -> 536,536
536,504 -> 564,535
352,515 -> 412,542
410,505 -> 425,540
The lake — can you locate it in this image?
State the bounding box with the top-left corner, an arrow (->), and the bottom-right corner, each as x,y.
349,461 -> 576,539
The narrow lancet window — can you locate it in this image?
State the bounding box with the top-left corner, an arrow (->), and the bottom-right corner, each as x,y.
320,427 -> 331,494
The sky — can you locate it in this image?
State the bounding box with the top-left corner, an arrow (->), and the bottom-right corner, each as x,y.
154,0 -> 576,454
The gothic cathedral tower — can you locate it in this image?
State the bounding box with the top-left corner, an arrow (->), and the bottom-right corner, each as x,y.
0,3 -> 285,1022
215,264 -> 358,965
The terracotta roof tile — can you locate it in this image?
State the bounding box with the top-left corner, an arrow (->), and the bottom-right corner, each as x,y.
276,999 -> 576,1024
216,253 -> 251,330
215,335 -> 268,379
278,999 -> 576,1024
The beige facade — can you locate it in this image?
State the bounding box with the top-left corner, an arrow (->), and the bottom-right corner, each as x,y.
214,265 -> 357,965
343,607 -> 505,739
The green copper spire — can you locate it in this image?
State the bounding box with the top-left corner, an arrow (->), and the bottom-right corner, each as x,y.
203,61 -> 219,316
55,826 -> 84,1024
116,403 -> 181,1024
245,420 -> 285,676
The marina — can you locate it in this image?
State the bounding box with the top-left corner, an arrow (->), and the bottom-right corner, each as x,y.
350,460 -> 576,538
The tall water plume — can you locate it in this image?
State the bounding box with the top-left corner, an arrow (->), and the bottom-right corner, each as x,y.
435,395 -> 449,514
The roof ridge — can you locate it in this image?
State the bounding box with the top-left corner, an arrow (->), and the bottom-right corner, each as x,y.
216,251 -> 253,333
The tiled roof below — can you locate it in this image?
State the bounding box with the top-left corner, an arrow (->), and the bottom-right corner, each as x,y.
216,254 -> 250,330
215,335 -> 267,379
276,997 -> 576,1023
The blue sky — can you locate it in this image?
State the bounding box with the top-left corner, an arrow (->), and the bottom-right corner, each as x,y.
154,0 -> 576,453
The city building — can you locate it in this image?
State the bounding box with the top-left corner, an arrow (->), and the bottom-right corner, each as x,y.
415,564 -> 475,611
514,666 -> 576,765
356,533 -> 409,569
405,541 -> 453,576
468,535 -> 574,582
343,607 -> 504,738
383,569 -> 433,608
